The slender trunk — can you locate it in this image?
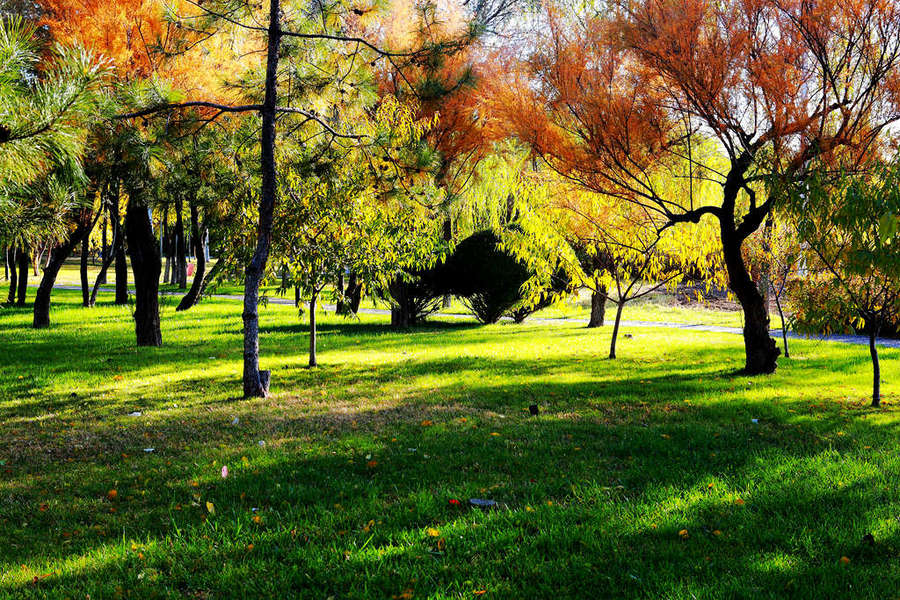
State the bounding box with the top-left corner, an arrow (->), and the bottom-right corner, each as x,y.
162,204 -> 170,284
125,193 -> 162,346
6,247 -> 17,304
442,216 -> 452,309
588,288 -> 607,328
90,214 -> 117,306
3,246 -> 7,280
198,255 -> 224,299
111,182 -> 129,305
80,235 -> 90,306
242,0 -> 281,398
176,201 -> 206,311
174,197 -> 187,289
16,245 -> 29,306
773,289 -> 789,359
869,324 -> 881,408
336,270 -> 346,314
99,214 -> 107,284
309,291 -> 318,368
609,301 -> 624,359
294,285 -> 300,307
34,211 -> 94,328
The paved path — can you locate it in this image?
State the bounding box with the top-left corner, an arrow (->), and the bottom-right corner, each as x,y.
46,284 -> 900,349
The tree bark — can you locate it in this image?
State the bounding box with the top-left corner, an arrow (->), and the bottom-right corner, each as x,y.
719,170 -> 779,374
80,235 -> 90,306
242,0 -> 281,398
588,288 -> 607,328
111,181 -> 129,305
174,196 -> 187,289
176,201 -> 206,311
309,290 -> 318,368
869,324 -> 881,408
34,210 -> 94,328
125,194 -> 162,346
6,247 -> 17,304
609,301 -> 624,359
162,204 -> 170,284
773,288 -> 789,359
16,245 -> 29,306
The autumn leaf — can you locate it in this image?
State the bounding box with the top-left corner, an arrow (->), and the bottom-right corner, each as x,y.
840,556 -> 851,565
678,529 -> 689,539
420,420 -> 434,427
107,489 -> 117,501
426,527 -> 440,537
206,501 -> 215,515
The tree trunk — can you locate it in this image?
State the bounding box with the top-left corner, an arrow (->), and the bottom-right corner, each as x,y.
99,214 -> 107,284
111,182 -> 129,305
16,245 -> 29,306
609,301 -> 624,359
6,247 -> 17,304
125,194 -> 162,346
348,274 -> 362,314
869,324 -> 881,408
773,288 -> 789,359
174,197 -> 187,289
242,0 -> 281,398
162,204 -> 170,284
176,201 -> 206,311
80,235 -> 90,306
294,285 -> 300,308
34,210 -> 94,328
721,221 -> 779,374
588,288 -> 607,328
197,255 -> 224,299
309,291 -> 318,368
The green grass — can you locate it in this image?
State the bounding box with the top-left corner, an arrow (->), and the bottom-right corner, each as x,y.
49,257 -> 746,328
1,289 -> 897,598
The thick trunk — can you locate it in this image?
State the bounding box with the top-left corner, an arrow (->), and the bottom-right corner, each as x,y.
348,274 -> 362,314
174,197 -> 187,289
389,278 -> 414,327
309,291 -> 318,368
588,288 -> 607,328
721,224 -> 779,375
869,325 -> 881,407
176,201 -> 206,311
16,246 -> 29,306
34,211 -> 94,328
6,247 -> 17,304
80,235 -> 90,306
609,301 -> 624,359
125,194 -> 162,346
242,0 -> 280,398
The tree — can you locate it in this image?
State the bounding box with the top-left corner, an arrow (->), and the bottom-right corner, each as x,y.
785,161 -> 900,407
494,0 -> 900,374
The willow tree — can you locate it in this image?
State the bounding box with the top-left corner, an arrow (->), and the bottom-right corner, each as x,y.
495,0 -> 900,374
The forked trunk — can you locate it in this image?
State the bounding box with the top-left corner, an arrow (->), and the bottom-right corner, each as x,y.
125,194 -> 162,346
34,210 -> 95,328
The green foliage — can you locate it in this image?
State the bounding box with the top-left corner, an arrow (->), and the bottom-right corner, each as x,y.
785,160 -> 900,336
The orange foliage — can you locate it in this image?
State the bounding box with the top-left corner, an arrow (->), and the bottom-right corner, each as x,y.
39,0 -> 256,101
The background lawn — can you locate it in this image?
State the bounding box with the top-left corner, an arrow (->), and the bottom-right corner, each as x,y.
1,290 -> 898,599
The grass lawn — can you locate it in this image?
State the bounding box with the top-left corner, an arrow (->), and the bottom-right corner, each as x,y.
1,289 -> 897,598
46,257 -> 747,328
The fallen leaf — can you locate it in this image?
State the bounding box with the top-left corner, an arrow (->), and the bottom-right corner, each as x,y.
206,501 -> 215,515
426,527 -> 440,537
678,529 -> 689,539
107,489 -> 117,501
